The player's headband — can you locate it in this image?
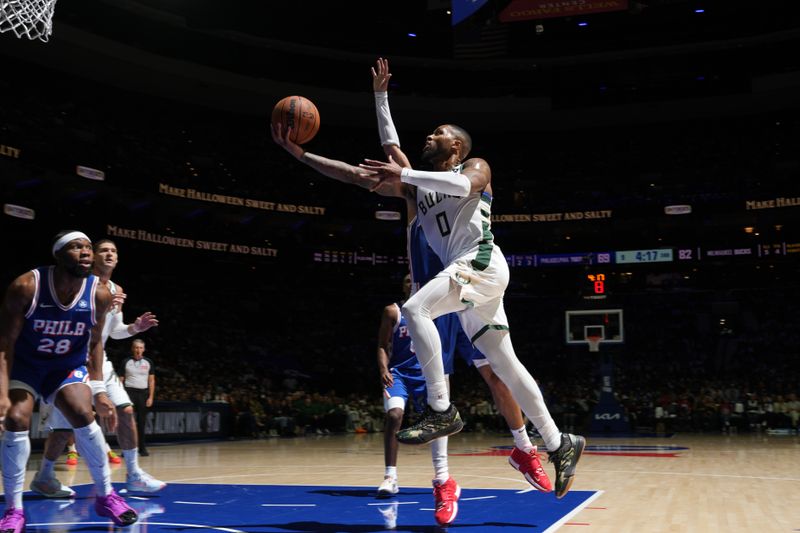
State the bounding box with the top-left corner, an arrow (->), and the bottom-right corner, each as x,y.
52,231 -> 91,258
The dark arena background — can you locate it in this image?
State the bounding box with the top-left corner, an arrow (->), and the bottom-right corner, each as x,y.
1,1 -> 799,531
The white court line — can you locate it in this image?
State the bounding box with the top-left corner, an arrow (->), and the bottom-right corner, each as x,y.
580,468 -> 800,482
455,473 -> 531,485
174,501 -> 218,505
367,501 -> 420,506
261,503 -> 316,507
542,490 -> 605,533
461,495 -> 497,501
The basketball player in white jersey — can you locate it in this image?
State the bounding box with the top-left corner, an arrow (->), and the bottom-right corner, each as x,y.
271,60 -> 559,516
30,239 -> 166,497
359,59 -> 586,499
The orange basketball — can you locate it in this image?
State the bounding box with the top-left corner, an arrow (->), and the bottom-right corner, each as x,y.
271,95 -> 320,144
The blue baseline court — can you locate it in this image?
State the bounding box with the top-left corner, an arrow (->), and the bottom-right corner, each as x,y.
25,482 -> 600,532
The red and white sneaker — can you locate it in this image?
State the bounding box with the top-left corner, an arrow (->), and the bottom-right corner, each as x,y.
432,477 -> 461,526
509,447 -> 552,492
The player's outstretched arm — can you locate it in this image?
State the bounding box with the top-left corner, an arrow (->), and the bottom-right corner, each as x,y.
0,273 -> 35,422
271,122 -> 380,190
108,311 -> 159,340
362,156 -> 491,197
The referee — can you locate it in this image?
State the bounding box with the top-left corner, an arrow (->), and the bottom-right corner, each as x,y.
120,339 -> 155,456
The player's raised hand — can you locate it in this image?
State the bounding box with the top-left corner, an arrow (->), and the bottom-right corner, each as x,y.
133,311 -> 158,333
271,122 -> 305,160
372,57 -> 392,92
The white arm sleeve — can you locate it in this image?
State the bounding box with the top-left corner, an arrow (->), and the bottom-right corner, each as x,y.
400,167 -> 471,197
109,310 -> 135,340
374,91 -> 400,147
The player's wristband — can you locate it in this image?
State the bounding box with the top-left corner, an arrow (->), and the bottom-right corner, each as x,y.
400,167 -> 471,197
89,380 -> 107,396
374,92 -> 400,147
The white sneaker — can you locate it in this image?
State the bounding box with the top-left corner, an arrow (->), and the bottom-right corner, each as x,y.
30,476 -> 76,498
377,477 -> 399,498
126,471 -> 167,493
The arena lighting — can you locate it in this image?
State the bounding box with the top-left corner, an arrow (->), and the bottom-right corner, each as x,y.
744,227 -> 754,234
407,32 -> 417,37
695,8 -> 705,13
578,22 -> 588,27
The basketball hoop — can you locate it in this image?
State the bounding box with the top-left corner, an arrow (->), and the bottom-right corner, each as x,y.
0,0 -> 59,42
586,335 -> 602,352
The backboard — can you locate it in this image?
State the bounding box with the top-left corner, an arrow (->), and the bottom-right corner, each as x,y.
565,308 -> 624,347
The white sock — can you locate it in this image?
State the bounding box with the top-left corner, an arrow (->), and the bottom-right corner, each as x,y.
73,422 -> 112,495
431,436 -> 449,483
426,381 -> 450,412
512,426 -> 535,453
384,466 -> 397,480
39,457 -> 56,479
103,440 -> 111,454
3,430 -> 30,509
473,329 -> 563,452
123,448 -> 142,476
67,442 -> 77,453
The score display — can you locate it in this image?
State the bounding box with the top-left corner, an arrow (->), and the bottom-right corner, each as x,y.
615,248 -> 673,264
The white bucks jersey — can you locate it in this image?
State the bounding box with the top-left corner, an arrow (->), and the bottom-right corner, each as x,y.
414,165 -> 496,269
100,280 -> 118,347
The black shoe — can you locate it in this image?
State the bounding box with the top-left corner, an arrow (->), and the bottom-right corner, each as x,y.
139,449 -> 150,457
396,403 -> 464,445
548,433 -> 585,499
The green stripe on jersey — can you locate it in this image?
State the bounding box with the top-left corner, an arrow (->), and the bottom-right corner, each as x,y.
471,324 -> 510,343
470,193 -> 495,271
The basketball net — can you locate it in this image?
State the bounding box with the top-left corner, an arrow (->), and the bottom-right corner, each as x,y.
0,0 -> 59,42
587,336 -> 601,352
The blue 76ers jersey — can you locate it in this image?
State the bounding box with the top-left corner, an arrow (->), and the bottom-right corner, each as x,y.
389,303 -> 421,374
15,266 -> 99,371
407,218 -> 444,293
407,219 -> 484,373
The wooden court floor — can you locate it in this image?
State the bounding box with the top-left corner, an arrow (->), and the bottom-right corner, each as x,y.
19,432 -> 800,532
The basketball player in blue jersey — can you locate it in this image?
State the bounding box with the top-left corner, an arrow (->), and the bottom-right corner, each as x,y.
31,239 -> 166,498
361,58 -> 586,499
0,231 -> 138,531
377,273 -> 483,525
377,273 -> 426,499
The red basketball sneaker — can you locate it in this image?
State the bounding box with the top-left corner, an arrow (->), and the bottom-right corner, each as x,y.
508,447 -> 552,492
432,477 -> 461,526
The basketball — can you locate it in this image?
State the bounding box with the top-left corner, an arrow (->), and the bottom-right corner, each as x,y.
271,95 -> 320,144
